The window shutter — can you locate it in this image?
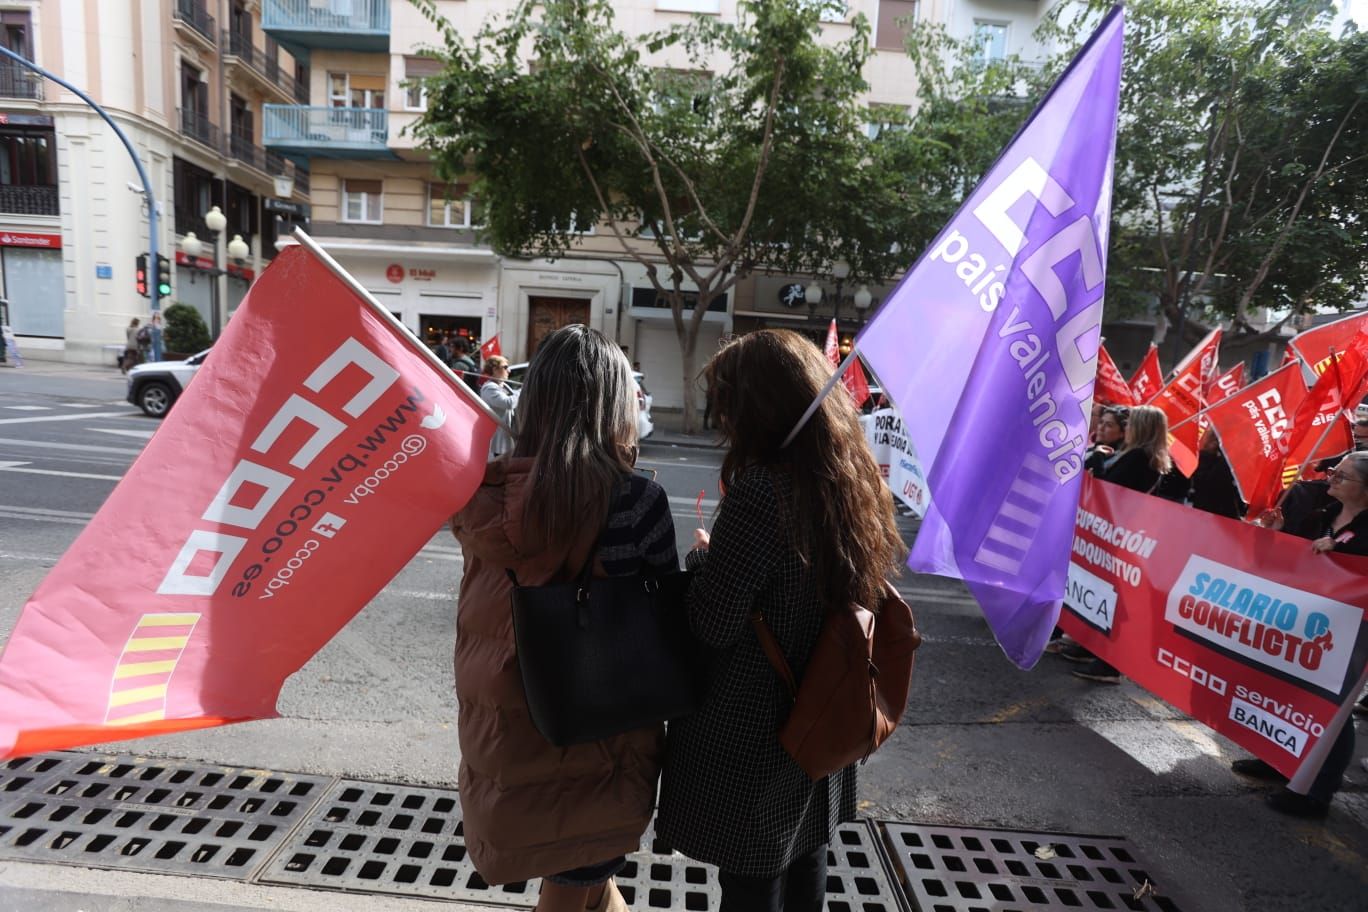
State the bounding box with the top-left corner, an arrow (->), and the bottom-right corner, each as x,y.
405,56 -> 443,78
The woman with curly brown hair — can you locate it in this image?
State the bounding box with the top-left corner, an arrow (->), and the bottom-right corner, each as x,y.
656,329 -> 905,912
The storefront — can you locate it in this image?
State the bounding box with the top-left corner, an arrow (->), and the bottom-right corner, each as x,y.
626,285 -> 730,411
0,229 -> 64,338
498,259 -> 622,365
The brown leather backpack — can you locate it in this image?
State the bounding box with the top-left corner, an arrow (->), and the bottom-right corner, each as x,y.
750,581 -> 920,781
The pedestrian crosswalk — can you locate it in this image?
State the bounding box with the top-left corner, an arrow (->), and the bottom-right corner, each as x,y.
3,401 -> 111,410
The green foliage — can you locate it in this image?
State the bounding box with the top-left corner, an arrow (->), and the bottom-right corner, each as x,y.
163,303 -> 211,354
410,0 -> 937,427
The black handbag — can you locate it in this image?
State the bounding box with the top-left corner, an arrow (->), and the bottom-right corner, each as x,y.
510,556 -> 699,747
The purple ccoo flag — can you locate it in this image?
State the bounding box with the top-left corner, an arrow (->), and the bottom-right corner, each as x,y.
856,6 -> 1124,669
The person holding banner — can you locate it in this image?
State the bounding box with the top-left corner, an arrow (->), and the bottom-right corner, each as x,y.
450,326 -> 676,910
1233,451 -> 1368,817
656,330 -> 903,912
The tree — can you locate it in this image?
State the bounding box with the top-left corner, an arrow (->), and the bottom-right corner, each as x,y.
411,0 -> 929,431
900,0 -> 1368,362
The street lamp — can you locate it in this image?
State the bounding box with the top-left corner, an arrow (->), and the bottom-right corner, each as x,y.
180,205 -> 237,336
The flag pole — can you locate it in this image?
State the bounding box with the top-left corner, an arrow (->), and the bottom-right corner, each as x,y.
290,228 -> 511,434
782,347 -> 859,448
1287,660 -> 1368,796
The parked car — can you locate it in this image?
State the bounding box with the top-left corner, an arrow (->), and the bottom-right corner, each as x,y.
126,349 -> 209,417
506,362 -> 654,439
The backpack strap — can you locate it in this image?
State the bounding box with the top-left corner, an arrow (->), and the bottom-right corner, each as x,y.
750,610 -> 797,701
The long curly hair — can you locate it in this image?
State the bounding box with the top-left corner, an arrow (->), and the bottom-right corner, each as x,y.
702,329 -> 904,610
513,325 -> 638,549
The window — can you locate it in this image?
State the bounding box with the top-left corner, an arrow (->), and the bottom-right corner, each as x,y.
230,93 -> 252,143
864,104 -> 908,139
428,183 -> 483,228
342,179 -> 383,223
0,130 -> 55,186
876,0 -> 917,51
656,0 -> 720,12
973,20 -> 1009,64
1,10 -> 31,56
329,73 -> 385,109
404,56 -> 442,111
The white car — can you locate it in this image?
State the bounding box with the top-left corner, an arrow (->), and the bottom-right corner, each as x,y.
126,349 -> 210,417
506,362 -> 655,440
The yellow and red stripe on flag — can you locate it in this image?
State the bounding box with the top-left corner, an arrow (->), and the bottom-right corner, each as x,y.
105,613 -> 201,727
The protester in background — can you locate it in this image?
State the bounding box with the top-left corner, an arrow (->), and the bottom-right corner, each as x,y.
119,318 -> 141,373
433,333 -> 451,366
1315,417 -> 1368,473
657,329 -> 904,912
450,326 -> 674,911
1083,406 -> 1128,475
479,355 -> 516,460
1189,428 -> 1245,519
451,338 -> 478,387
148,313 -> 164,363
1235,451 -> 1368,817
1072,405 -> 1184,683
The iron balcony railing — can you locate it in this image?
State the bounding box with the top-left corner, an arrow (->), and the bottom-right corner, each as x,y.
179,107 -> 221,151
0,63 -> 42,100
227,133 -> 288,176
263,105 -> 388,151
173,0 -> 217,44
262,0 -> 390,35
223,30 -> 304,102
0,185 -> 58,216
291,166 -> 310,195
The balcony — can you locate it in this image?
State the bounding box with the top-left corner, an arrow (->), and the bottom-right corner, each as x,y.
262,0 -> 390,57
0,64 -> 42,101
263,105 -> 395,159
227,133 -> 289,177
172,0 -> 217,46
223,31 -> 304,103
179,108 -> 222,152
0,185 -> 58,216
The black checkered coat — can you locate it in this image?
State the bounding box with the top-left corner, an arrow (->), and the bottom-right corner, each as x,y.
656,464 -> 857,877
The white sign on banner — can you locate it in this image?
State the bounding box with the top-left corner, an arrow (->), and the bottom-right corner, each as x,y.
860,407 -> 927,517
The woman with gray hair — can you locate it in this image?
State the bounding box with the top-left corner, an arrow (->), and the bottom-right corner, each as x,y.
479,354 -> 516,460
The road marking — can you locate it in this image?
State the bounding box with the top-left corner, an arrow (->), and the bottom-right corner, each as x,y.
667,494 -> 720,511
57,403 -> 102,408
3,405 -> 48,411
1078,718 -> 1223,776
89,427 -> 156,440
0,410 -> 141,425
0,461 -> 122,481
0,436 -> 141,455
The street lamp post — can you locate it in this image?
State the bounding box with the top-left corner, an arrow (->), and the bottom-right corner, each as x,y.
180,205 -> 250,337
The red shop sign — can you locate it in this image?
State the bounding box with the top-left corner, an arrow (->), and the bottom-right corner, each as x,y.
0,230 -> 61,249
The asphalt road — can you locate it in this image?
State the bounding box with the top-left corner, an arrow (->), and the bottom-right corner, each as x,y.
1,362 -> 1366,911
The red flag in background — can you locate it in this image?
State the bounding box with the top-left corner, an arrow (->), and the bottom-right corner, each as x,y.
844,356 -> 871,409
1150,330 -> 1223,475
1095,344 -> 1136,406
1245,342 -> 1368,516
480,334 -> 502,360
1288,311 -> 1368,380
0,239 -> 498,759
1207,362 -> 1245,404
824,319 -> 840,367
1129,344 -> 1163,403
1280,348 -> 1299,368
1205,363 -> 1308,505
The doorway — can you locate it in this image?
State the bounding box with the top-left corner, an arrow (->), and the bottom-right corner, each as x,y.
527,296 -> 591,357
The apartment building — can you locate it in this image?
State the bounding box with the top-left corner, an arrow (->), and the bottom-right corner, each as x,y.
4,0 -> 310,363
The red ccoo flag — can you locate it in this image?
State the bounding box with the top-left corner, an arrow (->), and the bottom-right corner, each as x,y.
1288,311 -> 1368,380
1205,362 -> 1308,506
844,356 -> 871,409
1129,344 -> 1163,404
480,334 -> 502,360
1150,329 -> 1222,475
824,318 -> 840,367
1095,344 -> 1136,406
1207,362 -> 1245,404
0,236 -> 498,758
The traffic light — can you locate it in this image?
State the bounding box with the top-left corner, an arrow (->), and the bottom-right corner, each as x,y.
134,254 -> 149,298
156,254 -> 172,297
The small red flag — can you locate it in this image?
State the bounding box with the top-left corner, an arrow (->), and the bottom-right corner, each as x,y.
1205,362 -> 1308,506
480,334 -> 502,360
1095,344 -> 1136,406
1128,345 -> 1163,404
844,357 -> 871,408
824,319 -> 839,367
1207,362 -> 1245,404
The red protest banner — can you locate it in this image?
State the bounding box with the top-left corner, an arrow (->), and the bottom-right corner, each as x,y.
1289,312 -> 1368,379
1129,344 -> 1163,404
0,238 -> 498,758
1205,362 -> 1308,505
1060,477 -> 1368,779
1095,344 -> 1136,406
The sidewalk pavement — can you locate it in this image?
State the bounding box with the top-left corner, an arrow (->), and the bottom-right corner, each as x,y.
646,409 -> 719,450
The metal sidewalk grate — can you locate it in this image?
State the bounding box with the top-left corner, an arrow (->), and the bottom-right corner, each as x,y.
257,778 -> 539,904
880,822 -> 1185,912
0,752 -> 330,881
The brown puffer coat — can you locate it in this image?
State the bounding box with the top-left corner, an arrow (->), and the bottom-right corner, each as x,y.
450,457 -> 663,884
